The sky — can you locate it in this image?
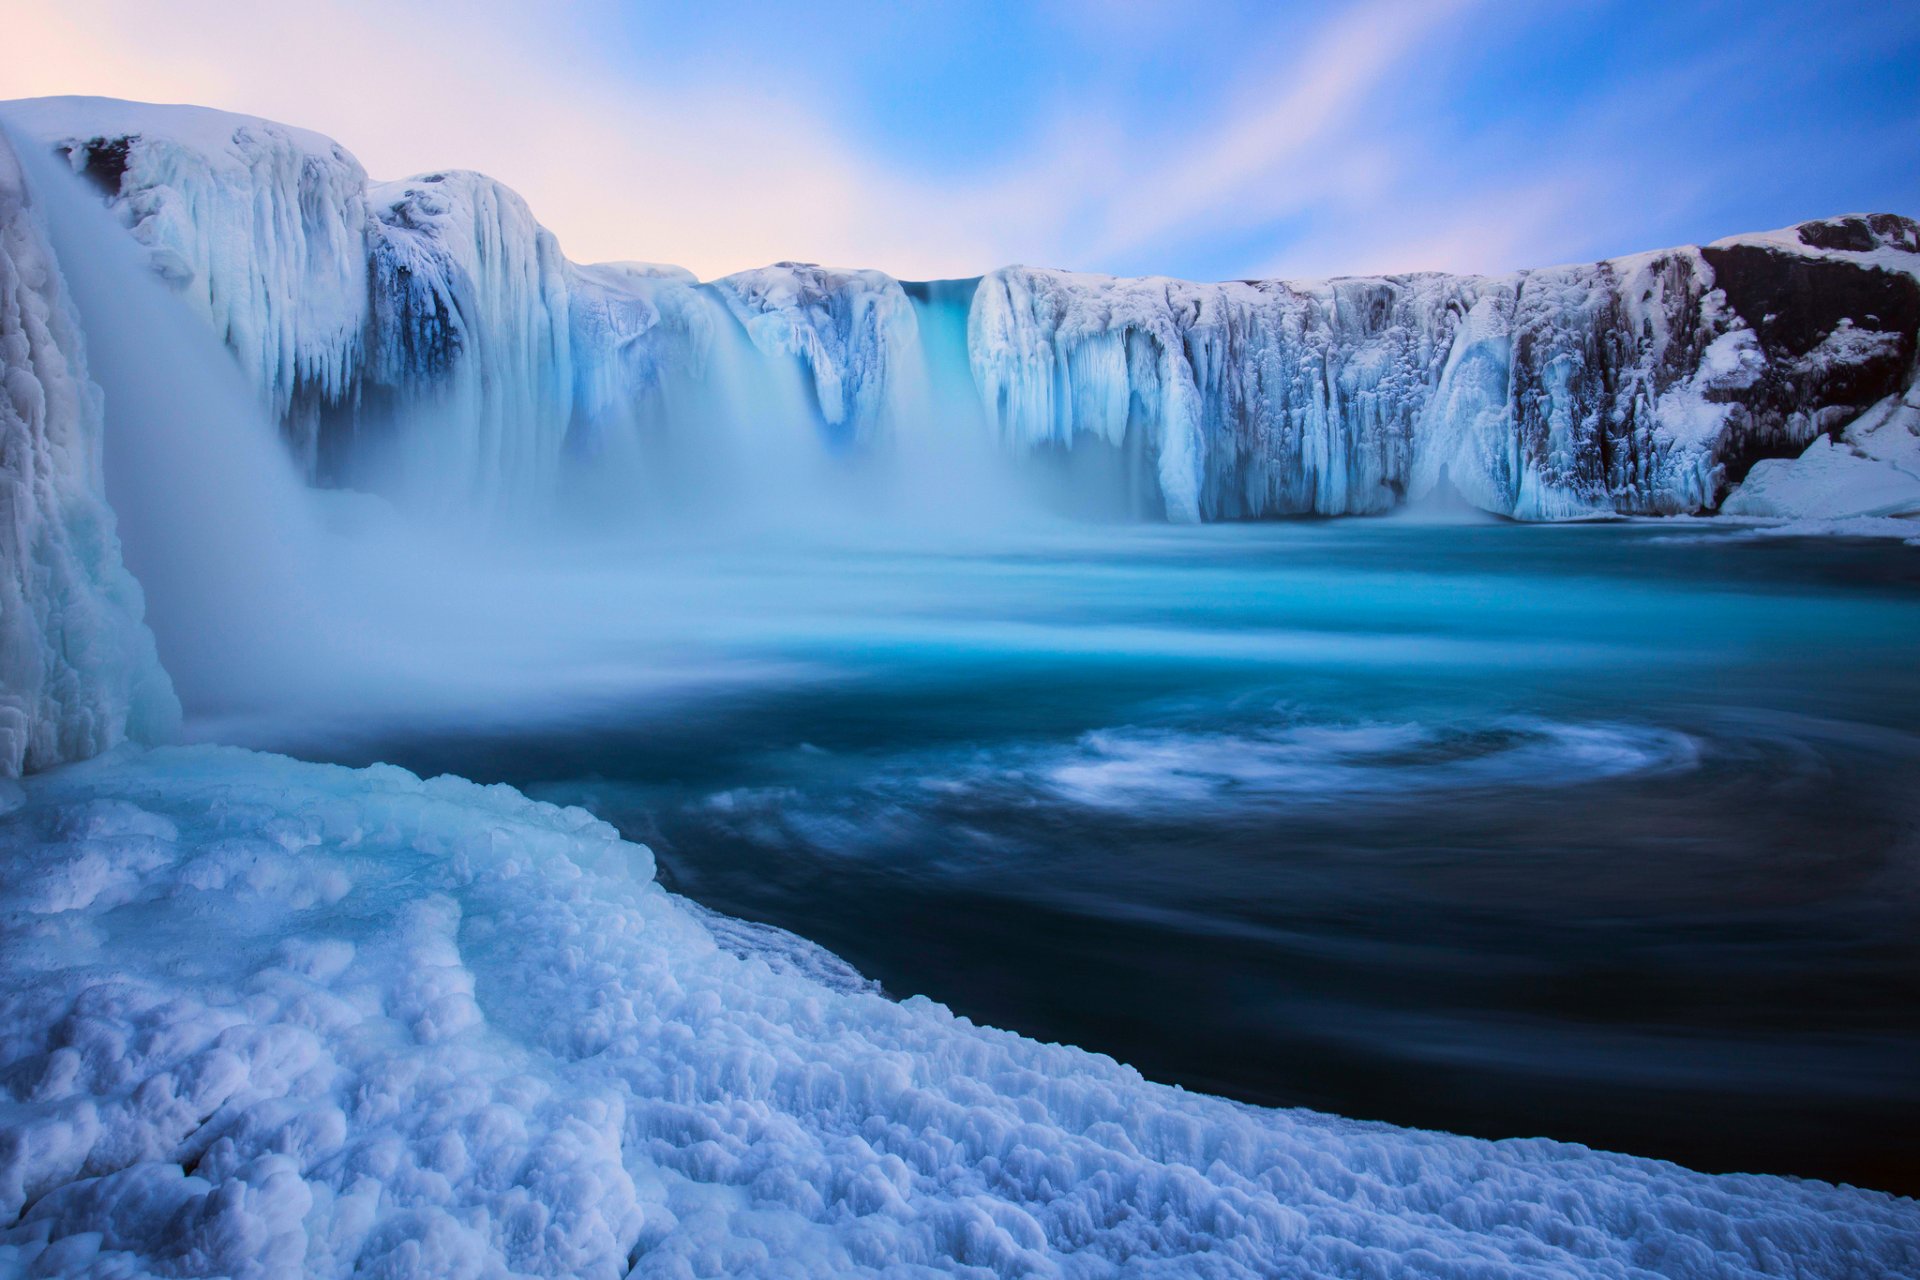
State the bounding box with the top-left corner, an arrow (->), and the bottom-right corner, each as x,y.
5,0 -> 1918,282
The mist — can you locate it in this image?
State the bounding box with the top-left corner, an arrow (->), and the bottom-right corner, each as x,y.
12,134 -> 1092,748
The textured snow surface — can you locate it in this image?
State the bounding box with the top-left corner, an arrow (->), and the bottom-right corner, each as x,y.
0,130 -> 176,776
6,97 -> 1916,525
1,746 -> 1915,1279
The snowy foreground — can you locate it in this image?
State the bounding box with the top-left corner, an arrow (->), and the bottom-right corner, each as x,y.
2,747 -> 1914,1279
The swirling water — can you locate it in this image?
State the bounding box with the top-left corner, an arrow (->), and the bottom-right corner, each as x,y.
254,519 -> 1920,1193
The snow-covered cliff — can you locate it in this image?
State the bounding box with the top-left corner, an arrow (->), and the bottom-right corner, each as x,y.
0,128 -> 177,775
971,222 -> 1919,521
5,96 -> 1915,526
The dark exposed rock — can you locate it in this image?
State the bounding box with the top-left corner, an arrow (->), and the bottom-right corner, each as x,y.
57,136 -> 134,197
1699,241 -> 1920,485
1706,243 -> 1920,359
1796,214 -> 1920,255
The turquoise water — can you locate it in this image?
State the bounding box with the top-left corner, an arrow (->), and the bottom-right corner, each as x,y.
273,519 -> 1920,1192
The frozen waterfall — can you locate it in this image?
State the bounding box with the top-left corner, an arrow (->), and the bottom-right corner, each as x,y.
3,96 -> 1916,531
0,126 -> 175,775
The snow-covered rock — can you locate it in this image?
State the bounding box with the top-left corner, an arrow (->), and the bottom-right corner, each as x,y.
1,744 -> 1913,1278
1722,391 -> 1920,519
1722,434 -> 1920,520
0,130 -> 177,777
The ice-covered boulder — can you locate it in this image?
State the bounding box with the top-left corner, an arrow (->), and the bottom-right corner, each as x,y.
0,130 -> 178,777
1,744 -> 1913,1278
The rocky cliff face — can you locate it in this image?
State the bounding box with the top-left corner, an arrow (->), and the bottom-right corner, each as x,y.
5,96 -> 1915,525
1699,221 -> 1920,480
972,222 -> 1918,521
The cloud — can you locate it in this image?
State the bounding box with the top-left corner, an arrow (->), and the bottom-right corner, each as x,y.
6,0 -> 1912,284
3,0 -> 1027,278
1079,0 -> 1474,261
3,0 -> 1494,280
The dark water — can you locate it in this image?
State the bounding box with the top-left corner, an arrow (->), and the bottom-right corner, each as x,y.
265,520 -> 1920,1194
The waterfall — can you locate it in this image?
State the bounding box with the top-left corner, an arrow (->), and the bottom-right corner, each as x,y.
10,129 -> 338,718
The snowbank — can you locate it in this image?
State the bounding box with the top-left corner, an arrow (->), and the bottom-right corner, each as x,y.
1,746 -> 1913,1278
0,129 -> 177,776
1722,391 -> 1920,521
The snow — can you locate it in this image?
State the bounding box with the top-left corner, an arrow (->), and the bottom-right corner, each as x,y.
2,744 -> 1914,1279
1710,212 -> 1920,283
1722,392 -> 1920,520
0,129 -> 177,776
1722,436 -> 1920,520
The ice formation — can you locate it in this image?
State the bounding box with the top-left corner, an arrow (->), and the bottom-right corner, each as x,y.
0,98 -> 369,479
712,264 -> 923,447
0,745 -> 1913,1279
362,170 -> 575,512
0,128 -> 176,777
970,224 -> 1918,521
5,97 -> 1915,525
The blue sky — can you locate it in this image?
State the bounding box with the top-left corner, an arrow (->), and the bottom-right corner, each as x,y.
12,0 -> 1920,280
